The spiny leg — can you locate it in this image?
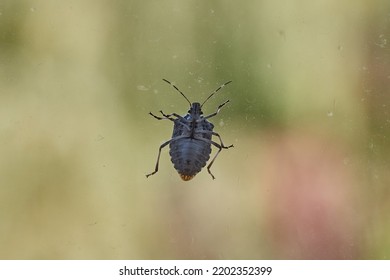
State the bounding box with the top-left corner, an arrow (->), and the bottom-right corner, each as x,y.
158,111 -> 191,130
206,132 -> 234,178
146,139 -> 172,178
207,140 -> 223,180
202,100 -> 230,120
196,130 -> 234,149
146,135 -> 188,178
195,137 -> 232,180
149,112 -> 174,121
211,131 -> 233,149
149,111 -> 186,123
159,111 -> 191,130
159,111 -> 183,120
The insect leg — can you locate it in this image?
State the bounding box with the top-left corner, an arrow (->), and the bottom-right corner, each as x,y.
196,130 -> 234,149
194,137 -> 229,180
160,111 -> 183,119
146,139 -> 172,178
150,111 -> 187,123
161,112 -> 191,130
211,131 -> 234,149
207,140 -> 223,180
146,135 -> 188,178
202,100 -> 230,120
149,112 -> 175,121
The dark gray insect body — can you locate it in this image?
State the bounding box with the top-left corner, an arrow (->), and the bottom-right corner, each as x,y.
169,103 -> 213,180
146,79 -> 233,181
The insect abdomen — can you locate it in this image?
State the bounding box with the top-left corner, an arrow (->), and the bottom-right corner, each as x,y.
169,138 -> 212,181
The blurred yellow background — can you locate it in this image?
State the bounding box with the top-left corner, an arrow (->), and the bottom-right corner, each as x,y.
0,0 -> 389,259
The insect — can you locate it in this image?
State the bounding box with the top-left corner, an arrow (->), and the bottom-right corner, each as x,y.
146,79 -> 234,181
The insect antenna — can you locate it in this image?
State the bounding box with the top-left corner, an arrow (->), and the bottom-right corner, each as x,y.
162,79 -> 192,106
201,80 -> 232,108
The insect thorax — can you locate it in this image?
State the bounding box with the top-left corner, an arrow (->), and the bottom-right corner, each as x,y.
172,116 -> 214,139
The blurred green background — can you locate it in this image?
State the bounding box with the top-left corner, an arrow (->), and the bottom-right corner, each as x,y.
0,0 -> 389,259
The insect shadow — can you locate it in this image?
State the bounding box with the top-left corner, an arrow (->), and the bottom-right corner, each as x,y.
146,79 -> 234,181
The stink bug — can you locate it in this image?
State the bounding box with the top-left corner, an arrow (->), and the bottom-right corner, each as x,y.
146,79 -> 233,181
